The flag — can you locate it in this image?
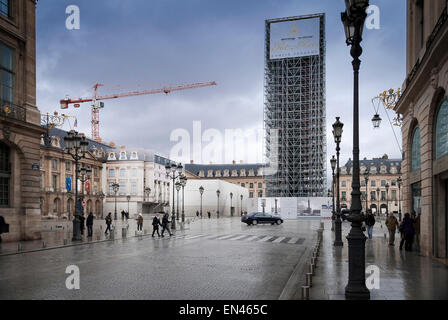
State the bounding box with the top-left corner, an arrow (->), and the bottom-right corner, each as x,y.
74,118 -> 77,128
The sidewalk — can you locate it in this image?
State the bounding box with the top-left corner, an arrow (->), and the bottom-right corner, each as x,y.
310,220 -> 448,300
0,214 -> 198,256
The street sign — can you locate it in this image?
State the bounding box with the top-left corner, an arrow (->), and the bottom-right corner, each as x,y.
74,104 -> 80,108
32,163 -> 39,170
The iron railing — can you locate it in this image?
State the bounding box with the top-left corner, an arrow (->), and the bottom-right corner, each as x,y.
0,100 -> 26,122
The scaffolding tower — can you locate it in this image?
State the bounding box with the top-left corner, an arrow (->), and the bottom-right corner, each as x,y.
264,13 -> 327,197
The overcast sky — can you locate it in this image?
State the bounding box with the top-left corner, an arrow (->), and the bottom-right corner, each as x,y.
36,0 -> 406,184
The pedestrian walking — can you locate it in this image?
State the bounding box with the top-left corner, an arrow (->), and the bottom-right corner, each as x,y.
196,210 -> 199,218
136,213 -> 143,232
152,213 -> 162,237
86,212 -> 94,237
365,211 -> 376,239
207,211 -> 211,219
161,212 -> 173,237
400,213 -> 415,251
121,210 -> 126,221
385,212 -> 400,246
79,213 -> 85,235
105,212 -> 112,235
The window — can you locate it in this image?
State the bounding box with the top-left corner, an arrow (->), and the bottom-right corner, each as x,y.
249,183 -> 254,188
361,191 -> 366,200
241,183 -> 245,188
131,152 -> 138,160
65,161 -> 71,172
52,175 -> 58,190
258,191 -> 263,197
131,182 -> 137,195
341,191 -> 347,201
0,0 -> 10,18
119,182 -> 126,195
109,183 -> 115,195
109,169 -> 115,177
370,191 -> 376,201
392,190 -> 397,201
341,180 -> 346,187
258,182 -> 262,188
0,142 -> 10,206
94,167 -> 98,177
380,166 -> 387,174
120,168 -> 126,178
391,180 -> 396,186
0,42 -> 14,102
371,180 -> 376,187
381,180 -> 386,187
411,127 -> 421,171
119,152 -> 127,160
52,159 -> 58,170
361,180 -> 366,187
381,191 -> 386,201
131,168 -> 137,177
249,192 -> 254,198
435,98 -> 448,159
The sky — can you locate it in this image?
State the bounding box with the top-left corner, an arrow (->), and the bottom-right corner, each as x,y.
36,0 -> 407,184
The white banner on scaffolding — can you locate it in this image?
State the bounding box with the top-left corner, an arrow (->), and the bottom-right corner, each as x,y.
269,17 -> 320,59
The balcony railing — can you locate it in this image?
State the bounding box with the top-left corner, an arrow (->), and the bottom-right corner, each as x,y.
0,101 -> 26,122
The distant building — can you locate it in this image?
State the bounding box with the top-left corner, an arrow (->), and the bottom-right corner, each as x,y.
39,128 -> 111,219
184,161 -> 266,199
339,155 -> 402,215
103,145 -> 175,216
0,0 -> 45,242
394,1 -> 448,260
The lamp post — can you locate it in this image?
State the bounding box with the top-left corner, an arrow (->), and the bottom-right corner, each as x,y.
112,182 -> 119,220
240,194 -> 243,216
385,183 -> 389,217
397,176 -> 402,221
67,191 -> 73,221
165,163 -> 183,229
63,130 -> 89,241
99,191 -> 105,219
341,0 -> 370,300
126,195 -> 131,217
175,182 -> 181,221
199,185 -> 204,219
330,155 -> 337,232
363,169 -> 370,213
78,167 -> 91,209
216,189 -> 220,219
332,117 -> 344,247
230,192 -> 233,217
376,187 -> 380,216
275,198 -> 278,214
180,175 -> 187,222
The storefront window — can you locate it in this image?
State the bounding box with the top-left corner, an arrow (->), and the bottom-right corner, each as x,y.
411,127 -> 421,171
435,98 -> 448,159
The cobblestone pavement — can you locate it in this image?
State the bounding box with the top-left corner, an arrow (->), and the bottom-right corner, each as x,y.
0,217 -> 320,300
310,220 -> 448,300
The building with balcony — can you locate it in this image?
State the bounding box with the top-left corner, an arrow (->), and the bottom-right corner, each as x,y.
338,155 -> 402,215
39,128 -> 111,219
103,145 -> 175,216
394,0 -> 448,261
184,161 -> 266,199
0,0 -> 46,242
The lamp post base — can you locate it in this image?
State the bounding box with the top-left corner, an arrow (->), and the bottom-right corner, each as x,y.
72,217 -> 82,241
334,218 -> 343,247
181,213 -> 185,223
171,215 -> 176,230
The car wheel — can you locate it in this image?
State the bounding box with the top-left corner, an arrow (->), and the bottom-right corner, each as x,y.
252,220 -> 258,226
276,220 -> 282,225
271,222 -> 275,225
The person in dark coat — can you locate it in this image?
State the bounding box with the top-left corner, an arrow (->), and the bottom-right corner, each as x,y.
207,211 -> 211,219
196,211 -> 199,218
399,213 -> 415,251
365,211 -> 376,239
121,210 -> 125,221
105,212 -> 112,235
152,213 -> 162,237
161,212 -> 173,237
86,212 -> 94,237
79,213 -> 85,235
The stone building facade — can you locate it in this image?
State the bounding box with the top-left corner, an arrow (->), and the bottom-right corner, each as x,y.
39,128 -> 110,219
184,161 -> 266,199
338,156 -> 402,215
0,0 -> 45,242
103,145 -> 173,216
394,0 -> 448,261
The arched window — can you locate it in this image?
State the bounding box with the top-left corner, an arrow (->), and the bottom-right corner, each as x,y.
435,98 -> 448,159
411,126 -> 421,171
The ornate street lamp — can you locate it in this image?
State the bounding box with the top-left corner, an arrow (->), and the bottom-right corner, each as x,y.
175,181 -> 181,221
385,183 -> 390,216
99,191 -> 105,219
371,114 -> 382,128
112,182 -> 119,220
397,176 -> 402,221
240,194 -> 243,216
376,187 -> 380,216
78,167 -> 91,214
180,175 -> 187,222
229,192 -> 233,217
199,185 -> 204,219
363,168 -> 370,213
341,0 -> 371,300
330,155 -> 337,232
144,187 -> 151,201
126,195 -> 131,217
216,189 -> 221,218
63,130 -> 89,241
165,162 -> 183,229
332,117 -> 344,247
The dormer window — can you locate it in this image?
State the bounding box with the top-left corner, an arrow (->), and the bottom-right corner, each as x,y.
215,170 -> 221,177
380,166 -> 387,174
198,170 -> 205,177
223,169 -> 230,177
257,168 -> 263,176
240,169 -> 246,177
231,170 -> 238,177
341,167 -> 347,175
207,170 -> 214,177
119,152 -> 127,160
370,166 -> 377,174
390,166 -> 397,174
130,152 -> 138,160
108,152 -> 116,160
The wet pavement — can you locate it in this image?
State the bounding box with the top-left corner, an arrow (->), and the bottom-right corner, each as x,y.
0,217 -> 319,300
310,219 -> 448,300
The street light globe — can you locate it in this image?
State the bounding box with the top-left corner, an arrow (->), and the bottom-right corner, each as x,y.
330,155 -> 337,171
332,117 -> 344,143
199,186 -> 204,195
372,113 -> 382,128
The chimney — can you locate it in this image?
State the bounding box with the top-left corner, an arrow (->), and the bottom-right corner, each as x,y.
240,160 -> 243,164
232,160 -> 236,165
190,160 -> 194,164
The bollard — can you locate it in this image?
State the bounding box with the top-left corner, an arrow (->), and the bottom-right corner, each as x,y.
18,243 -> 22,252
63,239 -> 68,245
310,263 -> 315,275
306,273 -> 313,287
144,229 -> 148,235
42,241 -> 46,248
122,228 -> 127,238
320,222 -> 324,230
301,286 -> 310,300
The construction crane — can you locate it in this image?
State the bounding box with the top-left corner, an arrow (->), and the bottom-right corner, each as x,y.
60,81 -> 217,142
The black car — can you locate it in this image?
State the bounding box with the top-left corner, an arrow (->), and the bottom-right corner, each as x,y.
241,212 -> 283,226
